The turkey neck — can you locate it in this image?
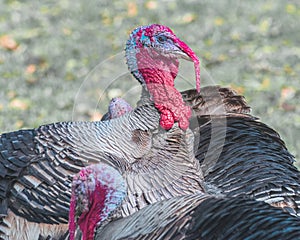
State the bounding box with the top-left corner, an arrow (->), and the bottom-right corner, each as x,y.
134,47 -> 192,130
136,48 -> 179,87
135,48 -> 184,113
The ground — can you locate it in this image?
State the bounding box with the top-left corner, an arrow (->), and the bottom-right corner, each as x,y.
0,1 -> 299,167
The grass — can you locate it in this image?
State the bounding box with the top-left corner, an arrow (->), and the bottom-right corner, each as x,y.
0,0 -> 299,167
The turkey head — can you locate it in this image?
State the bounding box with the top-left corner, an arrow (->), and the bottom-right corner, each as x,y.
125,24 -> 200,130
69,163 -> 126,240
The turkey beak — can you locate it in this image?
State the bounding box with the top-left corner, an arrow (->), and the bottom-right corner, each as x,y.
172,47 -> 193,62
174,39 -> 200,93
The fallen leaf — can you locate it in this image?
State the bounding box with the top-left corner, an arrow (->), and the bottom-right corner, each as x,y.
217,54 -> 228,62
182,13 -> 196,23
89,112 -> 103,121
0,35 -> 18,50
7,91 -> 16,99
203,51 -> 212,60
259,19 -> 271,33
9,99 -> 30,110
260,77 -> 270,90
26,64 -> 37,74
284,65 -> 295,76
214,17 -> 224,26
145,1 -> 157,10
286,4 -> 297,14
281,102 -> 296,111
128,2 -> 138,17
281,87 -> 296,101
63,28 -> 72,35
230,84 -> 245,95
230,32 -> 240,41
15,120 -> 24,128
26,77 -> 38,84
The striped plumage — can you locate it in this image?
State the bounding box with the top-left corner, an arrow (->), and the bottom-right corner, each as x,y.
1,87 -> 299,238
0,103 -> 160,239
67,152 -> 300,240
195,115 -> 300,215
181,86 -> 251,116
70,87 -> 300,239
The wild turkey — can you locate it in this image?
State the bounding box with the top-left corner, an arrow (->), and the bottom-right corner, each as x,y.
68,24 -> 300,238
125,24 -> 200,130
0,24 -> 203,239
70,163 -> 300,240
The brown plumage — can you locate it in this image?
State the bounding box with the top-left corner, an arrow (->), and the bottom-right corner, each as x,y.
182,86 -> 251,117
181,86 -> 300,216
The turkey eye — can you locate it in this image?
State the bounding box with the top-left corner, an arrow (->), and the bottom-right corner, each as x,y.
157,35 -> 167,43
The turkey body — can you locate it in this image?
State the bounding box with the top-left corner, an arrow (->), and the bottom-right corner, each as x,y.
96,193 -> 300,240
1,85 -> 300,239
195,115 -> 300,213
0,103 -> 207,240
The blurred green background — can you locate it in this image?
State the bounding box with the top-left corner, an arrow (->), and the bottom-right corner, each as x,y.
0,1 -> 299,167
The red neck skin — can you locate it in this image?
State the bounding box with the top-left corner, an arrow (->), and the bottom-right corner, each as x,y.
69,184 -> 108,240
69,193 -> 77,240
136,48 -> 191,130
80,184 -> 107,240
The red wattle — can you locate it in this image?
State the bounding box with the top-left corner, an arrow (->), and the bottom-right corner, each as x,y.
157,108 -> 174,130
78,184 -> 107,240
68,191 -> 77,240
136,48 -> 191,131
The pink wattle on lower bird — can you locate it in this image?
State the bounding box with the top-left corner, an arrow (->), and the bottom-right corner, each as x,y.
69,164 -> 126,240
